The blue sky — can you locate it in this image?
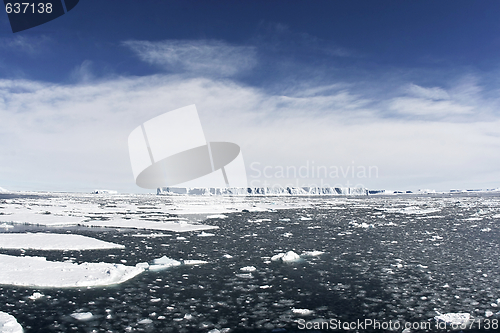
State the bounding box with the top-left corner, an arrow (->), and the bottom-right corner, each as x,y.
0,0 -> 499,192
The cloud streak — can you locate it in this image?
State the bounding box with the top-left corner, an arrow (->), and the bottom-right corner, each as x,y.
123,39 -> 257,77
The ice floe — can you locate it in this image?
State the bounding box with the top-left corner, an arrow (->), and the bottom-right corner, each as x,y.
0,254 -> 143,287
291,308 -> 314,316
145,256 -> 208,271
0,312 -> 23,333
70,312 -> 94,321
0,233 -> 124,250
434,312 -> 471,325
240,266 -> 257,272
301,251 -> 325,257
206,214 -> 228,219
0,213 -> 85,226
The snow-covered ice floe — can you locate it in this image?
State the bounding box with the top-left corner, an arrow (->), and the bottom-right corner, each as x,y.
0,233 -> 124,250
0,312 -> 23,333
0,254 -> 143,287
80,218 -> 218,232
434,312 -> 471,325
0,213 -> 85,226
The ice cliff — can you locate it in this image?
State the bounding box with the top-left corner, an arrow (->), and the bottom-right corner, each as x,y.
157,187 -> 368,196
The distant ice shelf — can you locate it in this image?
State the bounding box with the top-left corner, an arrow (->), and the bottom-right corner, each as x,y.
157,187 -> 368,196
0,254 -> 143,287
0,233 -> 125,250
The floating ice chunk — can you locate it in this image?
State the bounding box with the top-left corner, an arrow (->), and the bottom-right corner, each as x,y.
292,308 -> 314,316
485,310 -> 494,317
434,312 -> 471,325
197,232 -> 215,237
206,214 -> 227,219
28,292 -> 44,300
152,256 -> 181,267
71,312 -> 93,321
240,266 -> 256,272
481,228 -> 491,232
235,273 -> 254,278
138,318 -> 153,324
300,217 -> 313,221
176,236 -> 187,240
271,251 -> 302,262
350,222 -> 374,228
0,312 -> 23,333
271,253 -> 285,261
301,251 -> 325,257
222,254 -> 233,259
282,233 -> 293,237
0,254 -> 143,287
281,251 -> 301,262
0,233 -> 124,250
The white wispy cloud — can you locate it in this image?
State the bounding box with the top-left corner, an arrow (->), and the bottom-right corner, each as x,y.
406,84 -> 450,100
123,39 -> 257,77
0,35 -> 52,54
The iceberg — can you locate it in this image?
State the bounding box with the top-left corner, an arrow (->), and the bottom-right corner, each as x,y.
271,251 -> 301,262
0,254 -> 143,287
0,312 -> 23,333
0,233 -> 124,250
0,187 -> 8,193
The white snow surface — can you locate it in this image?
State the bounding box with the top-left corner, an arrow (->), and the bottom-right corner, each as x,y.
0,254 -> 143,287
0,213 -> 85,226
0,233 -> 124,250
80,219 -> 218,232
0,312 -> 23,333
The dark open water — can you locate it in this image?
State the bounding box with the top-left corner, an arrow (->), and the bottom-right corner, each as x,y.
1,194 -> 500,332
